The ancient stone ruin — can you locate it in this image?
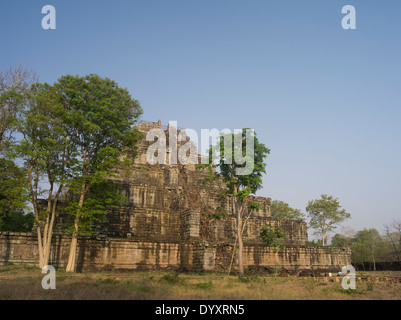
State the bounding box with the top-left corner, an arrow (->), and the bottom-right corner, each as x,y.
0,120 -> 350,274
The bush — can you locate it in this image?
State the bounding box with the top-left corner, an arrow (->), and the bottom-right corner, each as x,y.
259,224 -> 286,252
195,281 -> 213,289
159,272 -> 184,284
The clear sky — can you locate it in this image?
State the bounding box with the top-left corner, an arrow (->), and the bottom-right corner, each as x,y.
1,1 -> 400,238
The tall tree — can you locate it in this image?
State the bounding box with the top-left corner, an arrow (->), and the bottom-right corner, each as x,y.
16,82 -> 75,268
270,200 -> 305,221
352,228 -> 387,271
200,129 -> 270,279
0,66 -> 36,153
306,194 -> 351,246
52,74 -> 142,272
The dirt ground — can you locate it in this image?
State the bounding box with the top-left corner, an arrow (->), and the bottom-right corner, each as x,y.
0,264 -> 400,300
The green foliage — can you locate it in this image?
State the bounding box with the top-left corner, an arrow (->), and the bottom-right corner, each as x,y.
248,201 -> 262,212
0,211 -> 34,232
200,129 -> 270,278
0,67 -> 35,153
196,164 -> 216,184
339,287 -> 368,295
306,194 -> 351,246
308,239 -> 324,247
270,200 -> 305,221
158,272 -> 184,285
50,74 -> 142,236
209,192 -> 227,220
240,274 -> 264,283
259,224 -> 286,252
54,74 -> 143,166
16,81 -> 77,216
0,158 -> 32,231
195,281 -> 214,289
207,129 -> 270,197
64,180 -> 127,236
352,228 -> 387,268
11,73 -> 143,269
209,210 -> 226,221
366,282 -> 374,292
331,233 -> 353,248
197,129 -> 270,221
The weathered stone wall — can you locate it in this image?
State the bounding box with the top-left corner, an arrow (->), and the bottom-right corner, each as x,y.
0,232 -> 38,265
79,205 -> 306,246
207,217 -> 308,246
0,232 -> 351,274
180,209 -> 200,240
0,232 -> 198,272
214,244 -> 351,274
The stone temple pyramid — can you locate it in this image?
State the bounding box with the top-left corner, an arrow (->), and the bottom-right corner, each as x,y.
0,120 -> 350,274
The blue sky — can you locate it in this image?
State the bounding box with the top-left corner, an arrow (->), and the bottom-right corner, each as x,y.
1,1 -> 400,238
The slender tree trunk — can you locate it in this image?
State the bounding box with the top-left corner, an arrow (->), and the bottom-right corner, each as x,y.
65,218 -> 79,272
36,227 -> 46,268
372,245 -> 376,271
37,211 -> 54,268
398,233 -> 401,263
42,191 -> 62,268
66,187 -> 86,272
237,219 -> 244,279
228,234 -> 238,276
39,188 -> 53,267
234,193 -> 244,279
28,164 -> 48,268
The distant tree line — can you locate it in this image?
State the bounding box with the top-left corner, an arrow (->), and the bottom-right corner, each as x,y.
270,197 -> 400,270
331,221 -> 401,271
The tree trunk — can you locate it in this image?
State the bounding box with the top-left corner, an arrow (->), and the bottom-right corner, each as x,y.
237,223 -> 244,279
36,226 -> 46,268
42,195 -> 61,268
372,246 -> 376,271
40,191 -> 53,268
66,187 -> 85,272
65,218 -> 79,272
235,195 -> 244,279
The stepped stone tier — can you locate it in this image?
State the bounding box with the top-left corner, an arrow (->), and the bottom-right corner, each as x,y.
0,120 -> 350,274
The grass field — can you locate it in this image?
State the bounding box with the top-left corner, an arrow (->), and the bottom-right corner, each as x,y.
0,263 -> 400,300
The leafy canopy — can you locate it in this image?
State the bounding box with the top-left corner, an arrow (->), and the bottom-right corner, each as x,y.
204,128 -> 270,200
64,180 -> 128,236
54,74 -> 143,176
53,75 -> 142,238
259,224 -> 286,252
306,194 -> 351,240
270,200 -> 305,221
